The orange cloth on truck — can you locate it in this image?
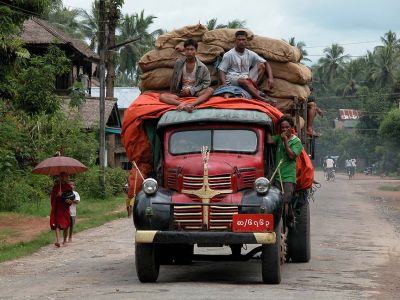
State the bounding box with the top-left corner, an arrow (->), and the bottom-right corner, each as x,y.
121,93 -> 313,197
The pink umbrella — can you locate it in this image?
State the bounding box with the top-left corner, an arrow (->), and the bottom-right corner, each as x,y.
32,156 -> 88,176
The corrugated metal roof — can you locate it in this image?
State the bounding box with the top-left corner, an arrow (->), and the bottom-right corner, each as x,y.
339,109 -> 361,120
91,87 -> 141,109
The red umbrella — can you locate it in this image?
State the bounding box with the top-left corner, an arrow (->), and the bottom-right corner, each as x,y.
32,156 -> 88,176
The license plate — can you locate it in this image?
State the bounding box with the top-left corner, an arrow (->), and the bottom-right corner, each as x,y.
232,214 -> 274,232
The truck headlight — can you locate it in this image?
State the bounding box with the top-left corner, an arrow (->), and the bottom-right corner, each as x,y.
142,178 -> 158,195
255,177 -> 270,194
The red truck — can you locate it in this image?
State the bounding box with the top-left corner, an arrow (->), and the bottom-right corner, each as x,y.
129,104 -> 312,284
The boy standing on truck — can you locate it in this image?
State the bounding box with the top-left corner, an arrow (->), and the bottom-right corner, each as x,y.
218,30 -> 275,105
266,115 -> 303,207
159,39 -> 214,112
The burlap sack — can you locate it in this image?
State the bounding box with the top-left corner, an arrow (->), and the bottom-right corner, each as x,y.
268,96 -> 295,112
262,78 -> 310,101
139,48 -> 184,72
248,36 -> 302,63
139,68 -> 174,91
140,43 -> 224,72
175,42 -> 224,64
269,61 -> 312,85
155,24 -> 207,49
203,28 -> 254,50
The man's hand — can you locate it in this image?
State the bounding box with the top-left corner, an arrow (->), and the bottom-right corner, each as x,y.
181,87 -> 191,97
266,78 -> 274,90
281,131 -> 288,142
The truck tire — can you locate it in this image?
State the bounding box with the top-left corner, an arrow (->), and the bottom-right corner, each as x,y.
173,244 -> 194,264
287,203 -> 310,263
261,219 -> 282,284
135,243 -> 160,282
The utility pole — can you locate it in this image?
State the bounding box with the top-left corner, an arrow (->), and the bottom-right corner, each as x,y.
98,0 -> 106,195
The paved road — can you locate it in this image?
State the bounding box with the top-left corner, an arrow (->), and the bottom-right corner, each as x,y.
1,172 -> 399,299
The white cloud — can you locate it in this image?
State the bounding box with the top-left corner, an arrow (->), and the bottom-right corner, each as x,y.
63,0 -> 399,64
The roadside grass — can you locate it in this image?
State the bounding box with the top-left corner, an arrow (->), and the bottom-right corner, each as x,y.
378,185 -> 400,192
0,196 -> 127,263
0,228 -> 21,241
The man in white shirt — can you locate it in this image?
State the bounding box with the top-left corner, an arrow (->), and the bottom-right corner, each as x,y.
67,182 -> 80,243
325,157 -> 335,173
218,30 -> 275,105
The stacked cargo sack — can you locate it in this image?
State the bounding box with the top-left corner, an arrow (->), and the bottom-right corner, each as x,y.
138,24 -> 312,119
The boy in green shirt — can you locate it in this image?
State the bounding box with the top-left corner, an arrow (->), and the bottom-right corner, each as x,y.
266,115 -> 303,205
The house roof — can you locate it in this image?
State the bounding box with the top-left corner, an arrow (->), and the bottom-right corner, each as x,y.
91,87 -> 141,109
339,109 -> 361,120
21,17 -> 99,61
61,97 -> 118,129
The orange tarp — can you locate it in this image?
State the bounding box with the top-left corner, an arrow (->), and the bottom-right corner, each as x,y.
121,93 -> 313,197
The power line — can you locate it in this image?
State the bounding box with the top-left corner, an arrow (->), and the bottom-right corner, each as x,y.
0,0 -> 42,17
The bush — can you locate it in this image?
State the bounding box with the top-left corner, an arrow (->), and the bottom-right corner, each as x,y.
73,167 -> 128,199
0,172 -> 52,211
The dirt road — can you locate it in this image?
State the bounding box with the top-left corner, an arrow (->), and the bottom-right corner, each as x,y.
1,172 -> 399,299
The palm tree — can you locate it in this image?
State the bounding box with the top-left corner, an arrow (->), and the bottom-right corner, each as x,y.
47,6 -> 85,40
335,59 -> 365,96
205,18 -> 246,30
117,11 -> 163,84
370,31 -> 400,88
286,37 -> 310,62
318,44 -> 349,83
371,46 -> 398,88
78,2 -> 99,52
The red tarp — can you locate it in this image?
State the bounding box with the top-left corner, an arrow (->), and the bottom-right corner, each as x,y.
121,93 -> 314,197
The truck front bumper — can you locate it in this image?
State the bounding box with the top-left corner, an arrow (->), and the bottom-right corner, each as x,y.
135,230 -> 276,245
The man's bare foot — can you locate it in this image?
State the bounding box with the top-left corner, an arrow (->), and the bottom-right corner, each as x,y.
54,242 -> 60,248
317,108 -> 324,117
307,129 -> 321,137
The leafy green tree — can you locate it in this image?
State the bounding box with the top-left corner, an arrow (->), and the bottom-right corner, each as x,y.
318,44 -> 349,84
335,59 -> 365,96
0,1 -> 51,98
205,18 -> 246,30
117,11 -> 163,83
47,5 -> 85,40
379,108 -> 400,146
78,1 -> 100,52
286,37 -> 310,62
14,46 -> 70,115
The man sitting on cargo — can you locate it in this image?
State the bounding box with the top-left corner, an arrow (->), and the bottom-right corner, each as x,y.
159,39 -> 214,112
218,30 -> 276,106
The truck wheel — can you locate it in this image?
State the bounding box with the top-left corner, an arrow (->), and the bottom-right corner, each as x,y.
287,203 -> 311,263
156,244 -> 174,265
135,243 -> 160,282
261,219 -> 282,284
173,244 -> 194,264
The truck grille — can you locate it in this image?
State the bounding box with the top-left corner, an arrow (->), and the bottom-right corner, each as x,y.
209,205 -> 238,230
182,174 -> 232,190
174,205 -> 203,230
173,204 -> 239,231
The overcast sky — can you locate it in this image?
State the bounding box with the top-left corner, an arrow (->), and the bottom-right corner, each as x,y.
64,0 -> 399,64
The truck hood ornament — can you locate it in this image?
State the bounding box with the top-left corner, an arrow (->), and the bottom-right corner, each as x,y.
181,146 -> 233,228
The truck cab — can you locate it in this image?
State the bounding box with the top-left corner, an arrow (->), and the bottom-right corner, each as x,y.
134,108 -> 285,283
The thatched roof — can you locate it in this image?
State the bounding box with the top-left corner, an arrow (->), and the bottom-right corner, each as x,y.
22,17 -> 99,61
61,97 -> 117,129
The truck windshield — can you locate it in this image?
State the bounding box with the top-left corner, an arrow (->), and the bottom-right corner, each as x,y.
169,129 -> 257,154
